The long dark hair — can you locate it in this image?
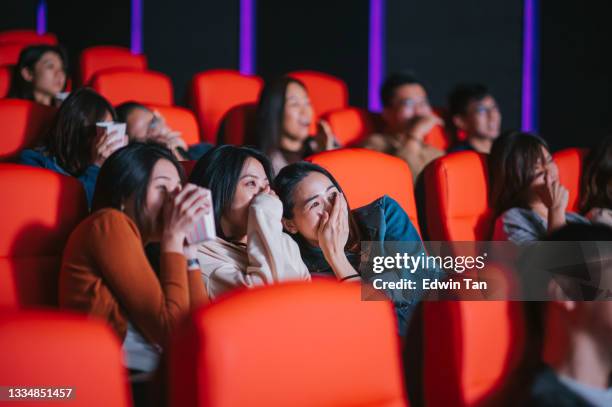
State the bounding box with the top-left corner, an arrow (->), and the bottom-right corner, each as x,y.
92,142 -> 184,233
45,87 -> 116,176
489,131 -> 550,216
188,145 -> 274,240
254,76 -> 307,154
273,161 -> 362,252
581,135 -> 612,213
7,44 -> 68,100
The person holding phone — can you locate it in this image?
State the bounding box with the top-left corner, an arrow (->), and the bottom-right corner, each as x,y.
253,76 -> 337,174
60,142 -> 209,375
490,131 -> 589,242
188,145 -> 311,300
19,88 -> 127,206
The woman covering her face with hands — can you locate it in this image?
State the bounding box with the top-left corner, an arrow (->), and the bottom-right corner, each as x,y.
490,131 -> 589,242
189,145 -> 310,300
274,162 -> 435,334
60,143 -> 209,374
19,88 -> 126,206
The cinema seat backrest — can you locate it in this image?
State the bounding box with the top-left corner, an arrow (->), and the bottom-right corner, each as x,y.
553,148 -> 588,213
91,68 -> 173,106
79,45 -> 147,85
0,65 -> 11,98
289,70 -> 348,119
219,102 -> 257,146
424,125 -> 451,151
307,148 -> 420,235
0,310 -> 131,406
190,69 -> 263,144
321,107 -> 375,147
424,151 -> 492,241
146,104 -> 201,145
0,43 -> 26,66
169,281 -> 407,407
0,30 -> 58,45
0,99 -> 57,161
0,164 -> 87,308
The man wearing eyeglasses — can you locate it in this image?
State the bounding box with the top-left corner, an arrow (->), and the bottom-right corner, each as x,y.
447,83 -> 502,154
360,72 -> 444,181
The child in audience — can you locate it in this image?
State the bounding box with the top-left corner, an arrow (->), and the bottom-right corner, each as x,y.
19,88 -> 125,206
447,83 -> 502,154
254,76 -> 336,173
8,44 -> 68,107
273,161 -> 433,333
581,136 -> 612,227
189,145 -> 311,300
115,101 -> 211,160
60,143 -> 208,374
360,72 -> 444,181
490,131 -> 589,242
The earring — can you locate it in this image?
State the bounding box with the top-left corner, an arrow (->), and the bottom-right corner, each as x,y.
120,203 -> 125,212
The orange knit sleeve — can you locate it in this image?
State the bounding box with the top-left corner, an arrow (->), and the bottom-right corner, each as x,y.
87,210 -> 193,345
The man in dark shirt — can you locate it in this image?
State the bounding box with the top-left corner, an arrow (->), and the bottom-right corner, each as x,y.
447,83 -> 501,154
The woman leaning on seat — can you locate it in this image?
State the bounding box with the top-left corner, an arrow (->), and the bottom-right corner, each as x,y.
273,161 -> 432,334
59,143 -> 209,367
188,145 -> 311,300
18,87 -> 126,205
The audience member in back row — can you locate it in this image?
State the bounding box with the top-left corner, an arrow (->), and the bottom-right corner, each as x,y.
254,76 -> 337,174
360,72 -> 444,181
18,88 -> 125,205
8,44 -> 68,107
189,145 -> 311,300
525,224 -> 612,407
490,131 -> 589,243
581,136 -> 612,228
59,143 -> 208,374
274,162 -> 438,334
115,101 -> 212,161
447,83 -> 502,154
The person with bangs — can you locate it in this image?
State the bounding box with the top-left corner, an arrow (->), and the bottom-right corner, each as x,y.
490,131 -> 589,243
189,145 -> 311,300
253,76 -> 337,173
273,161 -> 434,334
8,44 -> 68,107
18,88 -> 126,205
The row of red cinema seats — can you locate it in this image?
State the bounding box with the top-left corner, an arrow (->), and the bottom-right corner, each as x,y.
0,30 -> 452,150
0,146 -> 587,406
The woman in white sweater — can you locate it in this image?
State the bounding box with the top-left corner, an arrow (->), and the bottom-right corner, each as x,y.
189,145 -> 310,299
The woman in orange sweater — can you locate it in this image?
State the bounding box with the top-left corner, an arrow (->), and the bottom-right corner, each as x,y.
59,142 -> 209,374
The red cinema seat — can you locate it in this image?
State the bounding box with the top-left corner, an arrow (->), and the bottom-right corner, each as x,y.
424,151 -> 492,241
0,30 -> 58,45
79,45 -> 147,85
0,164 -> 87,308
0,43 -> 26,66
0,310 -> 132,406
0,65 -> 11,97
289,70 -> 349,119
189,69 -> 263,144
169,281 -> 407,407
553,148 -> 588,213
220,102 -> 257,145
0,99 -> 57,161
321,107 -> 376,147
423,125 -> 451,151
180,160 -> 197,178
91,69 -> 173,106
146,104 -> 201,146
307,148 -> 420,235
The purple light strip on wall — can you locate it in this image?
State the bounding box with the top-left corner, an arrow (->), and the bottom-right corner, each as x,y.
36,0 -> 47,35
521,0 -> 539,131
368,0 -> 385,112
240,0 -> 256,75
131,0 -> 143,54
